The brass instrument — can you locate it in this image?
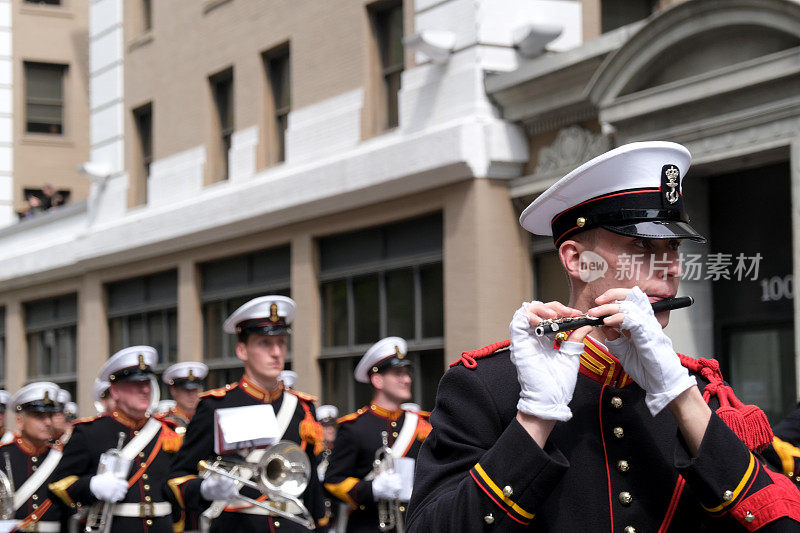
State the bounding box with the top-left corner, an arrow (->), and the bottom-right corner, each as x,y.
0,452 -> 14,520
197,440 -> 314,530
365,431 -> 404,533
85,432 -> 128,533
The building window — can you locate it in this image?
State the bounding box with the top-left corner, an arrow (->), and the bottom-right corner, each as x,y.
132,103 -> 153,205
264,45 -> 290,164
201,246 -> 291,388
601,0 -> 656,33
531,235 -> 569,303
142,0 -> 152,32
319,213 -> 444,412
24,62 -> 66,135
24,0 -> 60,5
107,271 -> 178,385
25,294 -> 77,399
370,0 -> 404,131
210,68 -> 233,182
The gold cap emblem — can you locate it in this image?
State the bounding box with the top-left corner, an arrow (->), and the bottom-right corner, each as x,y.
43,391 -> 51,405
138,354 -> 147,370
395,346 -> 405,359
188,369 -> 195,381
576,217 -> 586,228
269,303 -> 279,322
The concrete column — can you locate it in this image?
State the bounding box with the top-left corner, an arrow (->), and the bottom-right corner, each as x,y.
77,275 -> 107,417
443,178 -> 531,368
5,299 -> 25,394
791,140 -> 800,398
178,260 -> 202,362
290,234 -> 322,397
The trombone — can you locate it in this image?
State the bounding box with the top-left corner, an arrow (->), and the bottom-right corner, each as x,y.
198,440 -> 315,530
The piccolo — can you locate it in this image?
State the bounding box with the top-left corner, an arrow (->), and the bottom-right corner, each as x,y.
533,296 -> 694,337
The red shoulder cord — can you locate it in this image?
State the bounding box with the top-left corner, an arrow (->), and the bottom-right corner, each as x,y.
450,340 -> 511,369
678,354 -> 772,452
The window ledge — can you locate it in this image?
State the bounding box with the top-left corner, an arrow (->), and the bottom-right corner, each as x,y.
203,0 -> 233,15
128,31 -> 154,53
21,134 -> 74,148
20,5 -> 73,19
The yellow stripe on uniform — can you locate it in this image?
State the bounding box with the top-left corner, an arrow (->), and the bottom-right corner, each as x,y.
47,475 -> 79,507
703,453 -> 755,513
474,463 -> 534,519
324,477 -> 360,509
167,475 -> 198,509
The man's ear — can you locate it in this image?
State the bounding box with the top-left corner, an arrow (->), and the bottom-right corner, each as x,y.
370,373 -> 383,391
559,239 -> 585,279
234,341 -> 249,363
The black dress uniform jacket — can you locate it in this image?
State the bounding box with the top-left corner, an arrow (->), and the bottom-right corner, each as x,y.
407,338 -> 800,532
48,410 -> 182,533
166,375 -> 328,532
0,436 -> 67,531
324,403 -> 431,533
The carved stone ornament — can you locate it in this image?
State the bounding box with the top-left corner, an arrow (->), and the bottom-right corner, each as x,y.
534,126 -> 612,176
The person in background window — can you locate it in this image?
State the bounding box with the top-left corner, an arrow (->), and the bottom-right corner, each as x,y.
324,337 -> 431,533
40,184 -> 63,211
0,390 -> 13,444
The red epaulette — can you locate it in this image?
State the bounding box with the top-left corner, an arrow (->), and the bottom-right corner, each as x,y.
200,382 -> 238,398
72,414 -> 101,425
450,340 -> 511,369
337,408 -> 368,424
288,389 -> 318,403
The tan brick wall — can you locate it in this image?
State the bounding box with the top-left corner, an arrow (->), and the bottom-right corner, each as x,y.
13,0 -> 90,212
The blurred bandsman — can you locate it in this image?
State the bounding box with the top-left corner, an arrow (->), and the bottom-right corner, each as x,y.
93,379 -> 113,415
51,389 -> 71,447
48,346 -> 182,532
0,381 -> 67,532
0,390 -> 12,445
317,405 -> 340,533
167,295 -> 328,532
324,337 -> 431,533
161,362 -> 208,435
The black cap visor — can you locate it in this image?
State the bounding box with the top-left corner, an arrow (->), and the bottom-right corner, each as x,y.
371,356 -> 412,376
602,220 -> 706,243
110,366 -> 154,382
170,379 -> 204,390
18,401 -> 59,414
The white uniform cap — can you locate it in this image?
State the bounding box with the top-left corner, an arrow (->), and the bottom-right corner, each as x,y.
0,390 -> 10,407
354,337 -> 411,384
11,382 -> 61,413
278,370 -> 298,389
93,378 -> 110,402
317,405 -> 339,422
56,389 -> 71,405
64,402 -> 78,418
155,399 -> 176,414
520,141 -> 705,246
401,403 -> 421,413
99,346 -> 158,383
223,295 -> 296,335
163,362 -> 208,389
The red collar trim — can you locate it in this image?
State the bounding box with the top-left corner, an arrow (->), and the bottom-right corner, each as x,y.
369,403 -> 403,420
112,410 -> 147,430
579,337 -> 634,388
15,436 -> 49,456
240,375 -> 284,403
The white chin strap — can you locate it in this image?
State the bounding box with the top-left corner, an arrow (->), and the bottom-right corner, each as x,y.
146,375 -> 161,415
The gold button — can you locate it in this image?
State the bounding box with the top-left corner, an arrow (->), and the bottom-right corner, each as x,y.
613,427 -> 624,439
502,485 -> 513,497
790,471 -> 795,477
139,452 -> 145,458
359,505 -> 365,510
31,494 -> 38,501
484,513 -> 495,524
577,217 -> 586,227
134,431 -> 139,436
142,474 -> 148,480
617,460 -> 629,473
32,504 -> 38,510
274,520 -> 280,527
611,397 -> 622,409
31,456 -> 38,462
146,519 -> 153,526
618,491 -> 632,505
392,432 -> 399,438
624,527 -> 636,533
145,496 -> 151,502
723,490 -> 733,501
745,511 -> 755,523
144,484 -> 150,490
796,476 -> 800,482
31,515 -> 36,520
32,466 -> 37,471
399,506 -> 406,512
391,422 -> 397,427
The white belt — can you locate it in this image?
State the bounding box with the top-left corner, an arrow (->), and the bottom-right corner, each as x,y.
112,502 -> 172,518
226,500 -> 303,516
19,521 -> 60,532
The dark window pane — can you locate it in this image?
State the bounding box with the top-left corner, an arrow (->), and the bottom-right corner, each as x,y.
167,310 -> 178,364
415,349 -> 443,411
129,314 -> 146,346
353,275 -> 379,345
109,317 -> 124,354
203,301 -> 224,360
420,263 -> 443,338
386,268 -> 414,339
601,0 -> 655,33
207,366 -> 242,390
322,280 -> 349,347
25,62 -> 65,134
321,358 -> 352,413
148,312 -> 165,363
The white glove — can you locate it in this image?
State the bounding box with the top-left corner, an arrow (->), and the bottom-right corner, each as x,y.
200,473 -> 239,502
510,302 -> 585,421
372,471 -> 403,501
605,287 -> 696,416
89,472 -> 128,503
